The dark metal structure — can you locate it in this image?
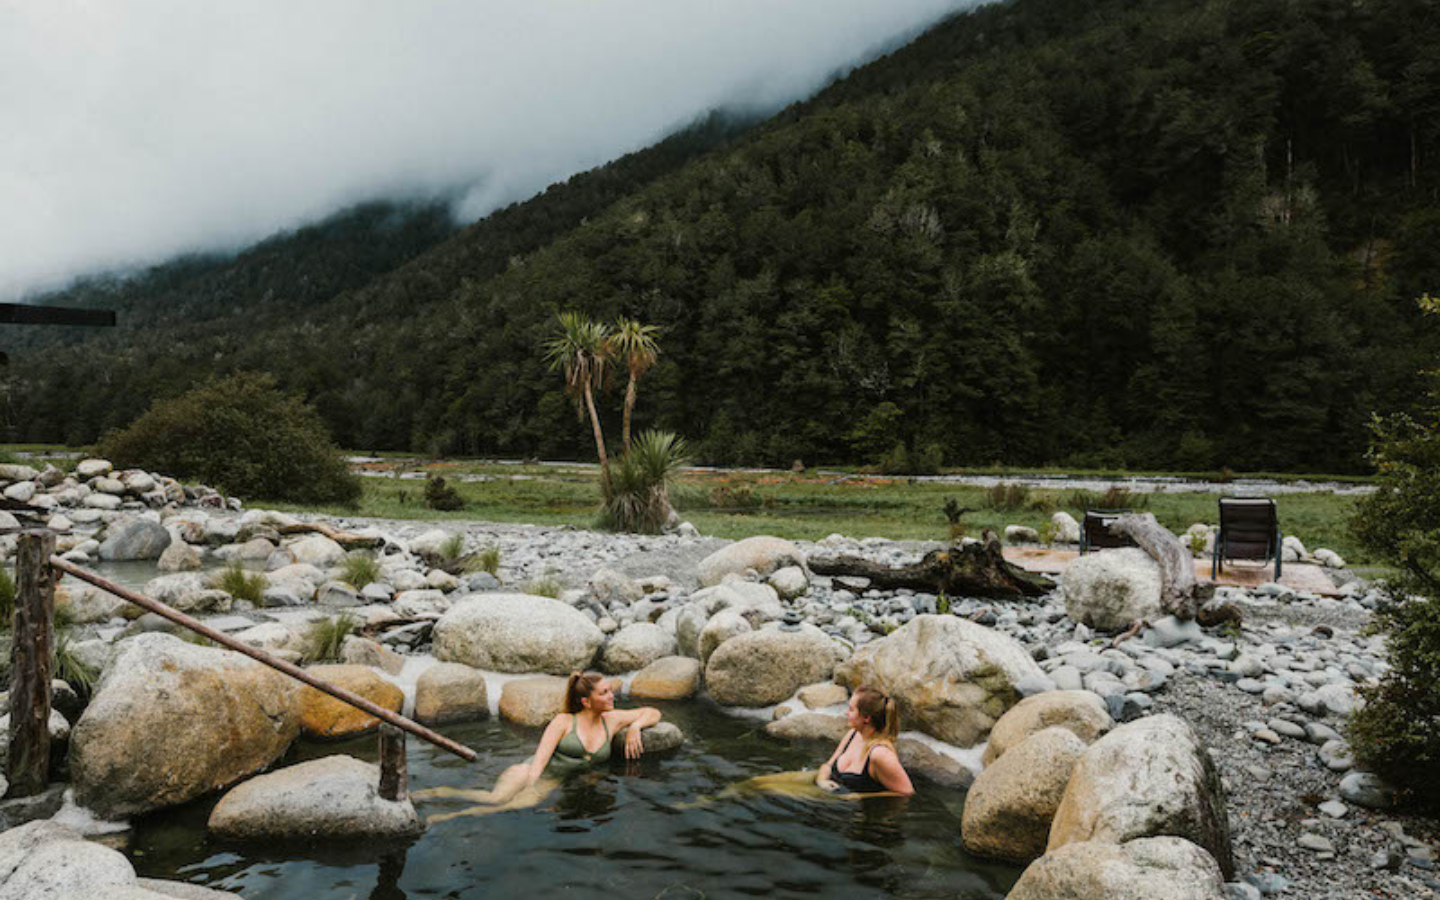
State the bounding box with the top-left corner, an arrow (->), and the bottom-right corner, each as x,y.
0,301 -> 116,441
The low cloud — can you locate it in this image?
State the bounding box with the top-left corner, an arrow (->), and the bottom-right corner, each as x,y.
1,1 -> 973,300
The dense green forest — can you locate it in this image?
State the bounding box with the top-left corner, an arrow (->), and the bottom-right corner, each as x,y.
9,0 -> 1440,472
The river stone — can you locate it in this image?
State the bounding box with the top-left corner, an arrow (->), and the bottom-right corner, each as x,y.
699,609 -> 752,665
71,634 -> 302,818
84,493 -> 123,510
1007,837 -> 1227,900
2,481 -> 35,503
705,624 -> 845,707
97,517 -> 172,561
1061,548 -> 1164,632
1048,714 -> 1234,879
298,664 -> 403,739
1339,771 -> 1396,809
214,537 -> 276,562
234,622 -> 300,653
134,880 -> 243,900
676,604 -> 710,658
207,755 -> 423,840
1052,512 -> 1082,544
589,567 -> 644,606
414,663 -> 488,725
611,721 -> 685,756
983,691 -> 1114,766
0,820 -> 137,899
409,528 -> 459,560
157,541 -> 203,572
499,676 -> 569,726
57,585 -> 129,624
601,623 -> 678,673
93,476 -> 126,494
629,656 -> 701,700
287,534 -> 347,568
962,727 -> 1087,862
767,565 -> 809,600
896,738 -> 974,789
765,712 -> 848,743
798,682 -> 848,709
834,615 -> 1042,747
698,536 -> 806,587
340,636 -> 405,676
75,458 -> 113,478
434,594 -> 604,674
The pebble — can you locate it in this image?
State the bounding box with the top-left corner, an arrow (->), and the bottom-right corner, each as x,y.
1317,800 -> 1348,818
1298,833 -> 1335,853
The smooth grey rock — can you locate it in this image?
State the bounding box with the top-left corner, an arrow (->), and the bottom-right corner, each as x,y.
601,622 -> 677,673
433,593 -> 604,674
208,755 -> 423,839
99,518 -> 172,561
1061,549 -> 1164,632
1339,771 -> 1395,809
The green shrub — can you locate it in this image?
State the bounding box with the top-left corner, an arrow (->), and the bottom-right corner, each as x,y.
601,430 -> 688,534
96,372 -> 361,505
302,614 -> 359,664
339,552 -> 382,589
983,482 -> 1031,511
439,533 -> 466,563
211,562 -> 267,606
0,567 -> 13,629
424,474 -> 465,511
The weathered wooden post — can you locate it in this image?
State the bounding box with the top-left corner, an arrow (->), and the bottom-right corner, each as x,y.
6,530 -> 56,798
378,724 -> 407,801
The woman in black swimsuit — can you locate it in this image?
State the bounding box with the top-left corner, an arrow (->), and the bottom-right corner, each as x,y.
815,686 -> 914,796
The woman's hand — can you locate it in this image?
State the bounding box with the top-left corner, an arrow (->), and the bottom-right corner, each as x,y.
624,726 -> 646,760
816,776 -> 842,793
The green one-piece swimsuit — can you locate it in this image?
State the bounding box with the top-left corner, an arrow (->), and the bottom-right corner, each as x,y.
547,714 -> 612,775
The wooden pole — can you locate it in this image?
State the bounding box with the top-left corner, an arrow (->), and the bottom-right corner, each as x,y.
49,556 -> 477,762
378,724 -> 407,801
8,531 -> 57,798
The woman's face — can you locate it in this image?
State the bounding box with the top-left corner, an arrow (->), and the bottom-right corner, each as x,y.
584,681 -> 616,712
845,694 -> 867,730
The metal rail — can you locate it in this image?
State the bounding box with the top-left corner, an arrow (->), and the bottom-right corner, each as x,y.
50,555 -> 477,762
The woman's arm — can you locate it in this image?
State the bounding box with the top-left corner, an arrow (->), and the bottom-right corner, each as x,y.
526,716 -> 569,784
606,707 -> 662,759
816,730 -> 853,789
866,745 -> 915,796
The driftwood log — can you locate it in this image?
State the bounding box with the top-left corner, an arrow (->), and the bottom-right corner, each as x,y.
1109,512 -> 1198,620
809,532 -> 1052,599
277,522 -> 384,549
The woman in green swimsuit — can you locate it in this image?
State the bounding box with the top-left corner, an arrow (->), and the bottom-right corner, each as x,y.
417,671 -> 662,821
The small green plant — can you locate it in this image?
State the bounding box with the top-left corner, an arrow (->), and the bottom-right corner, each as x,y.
523,573 -> 564,599
1040,522 -> 1060,546
339,551 -> 382,589
1188,531 -> 1209,556
53,630 -> 97,698
937,592 -> 951,615
211,562 -> 267,606
424,474 -> 465,511
302,614 -> 359,664
466,545 -> 502,577
439,533 -> 466,562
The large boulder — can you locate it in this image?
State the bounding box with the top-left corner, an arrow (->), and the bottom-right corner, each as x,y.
1007,837 -> 1226,900
1051,512 -> 1082,545
698,536 -> 806,587
498,676 -> 568,726
699,609 -> 752,665
56,585 -> 129,624
589,567 -> 644,606
601,623 -> 678,674
629,656 -> 701,700
98,517 -> 172,561
298,665 -> 404,739
1061,549 -> 1163,632
705,624 -> 845,707
0,820 -> 244,900
834,615 -> 1042,747
208,755 -> 423,840
765,712 -> 847,743
287,534 -> 347,568
1048,714 -> 1234,879
610,721 -> 685,756
414,663 -> 488,725
434,594 -> 604,674
962,727 -> 1087,862
983,691 -> 1114,766
70,634 -> 302,819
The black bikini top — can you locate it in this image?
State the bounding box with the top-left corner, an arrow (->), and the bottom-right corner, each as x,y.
832,730 -> 887,793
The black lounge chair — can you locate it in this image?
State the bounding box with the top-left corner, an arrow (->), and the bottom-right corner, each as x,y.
1212,496 -> 1282,580
1080,508 -> 1137,553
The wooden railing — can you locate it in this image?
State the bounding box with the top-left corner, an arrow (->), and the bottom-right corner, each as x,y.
5,530 -> 474,803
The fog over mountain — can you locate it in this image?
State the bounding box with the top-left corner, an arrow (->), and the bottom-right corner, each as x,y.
1,0 -> 975,301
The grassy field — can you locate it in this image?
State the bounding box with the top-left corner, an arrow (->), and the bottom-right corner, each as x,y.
266,460 -> 1374,566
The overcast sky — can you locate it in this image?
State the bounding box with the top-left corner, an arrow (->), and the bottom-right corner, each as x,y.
1,1 -> 975,301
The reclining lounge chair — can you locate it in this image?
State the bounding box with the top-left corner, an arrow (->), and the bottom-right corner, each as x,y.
1212,496 -> 1282,580
1080,508 -> 1137,553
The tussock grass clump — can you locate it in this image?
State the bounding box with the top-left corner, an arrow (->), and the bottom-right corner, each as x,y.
466,546 -> 502,578
0,567 -> 14,629
339,551 -> 382,589
439,533 -> 466,562
211,562 -> 267,605
53,631 -> 97,698
523,574 -> 564,599
600,430 -> 688,534
982,482 -> 1032,511
302,614 -> 359,664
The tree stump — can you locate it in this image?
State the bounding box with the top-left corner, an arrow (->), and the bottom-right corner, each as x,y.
809,533 -> 1052,599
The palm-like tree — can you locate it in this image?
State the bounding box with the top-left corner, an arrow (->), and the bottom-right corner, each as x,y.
544,312 -> 612,489
608,318 -> 661,453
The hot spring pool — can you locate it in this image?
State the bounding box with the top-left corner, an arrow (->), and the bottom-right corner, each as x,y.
123,702 -> 1022,899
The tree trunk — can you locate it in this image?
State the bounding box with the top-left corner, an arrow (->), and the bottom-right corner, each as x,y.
583,384 -> 610,493
1109,512 -> 1198,620
809,534 -> 1053,600
277,522 -> 383,548
622,374 -> 638,455
7,531 -> 56,798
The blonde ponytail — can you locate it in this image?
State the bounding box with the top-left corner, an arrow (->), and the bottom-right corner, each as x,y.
854,685 -> 900,745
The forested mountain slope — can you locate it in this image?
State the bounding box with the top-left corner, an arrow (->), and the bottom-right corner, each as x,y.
14,0 -> 1440,472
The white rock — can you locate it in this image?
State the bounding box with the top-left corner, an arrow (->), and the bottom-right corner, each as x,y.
1062,548 -> 1163,632
433,593 -> 604,674
601,623 -> 677,673
1051,512 -> 1082,544
697,536 -> 805,587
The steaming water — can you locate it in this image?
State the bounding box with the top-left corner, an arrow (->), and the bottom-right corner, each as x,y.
124,702 -> 1020,899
